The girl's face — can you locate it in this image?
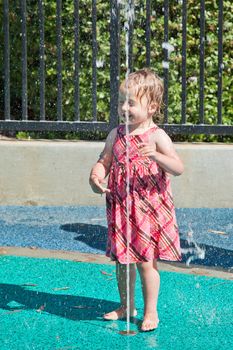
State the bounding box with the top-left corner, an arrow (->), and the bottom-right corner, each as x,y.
118,88 -> 156,127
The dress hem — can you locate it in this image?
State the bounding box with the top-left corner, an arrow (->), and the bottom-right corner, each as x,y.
106,253 -> 182,264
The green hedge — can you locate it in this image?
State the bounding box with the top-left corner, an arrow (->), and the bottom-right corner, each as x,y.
0,0 -> 232,141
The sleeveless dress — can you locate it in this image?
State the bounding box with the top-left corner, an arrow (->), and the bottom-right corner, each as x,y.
106,124 -> 181,264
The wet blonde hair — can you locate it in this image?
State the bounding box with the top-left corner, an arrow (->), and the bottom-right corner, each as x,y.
120,68 -> 164,123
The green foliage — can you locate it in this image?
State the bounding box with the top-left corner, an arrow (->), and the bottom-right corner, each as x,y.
0,0 -> 232,141
16,131 -> 31,140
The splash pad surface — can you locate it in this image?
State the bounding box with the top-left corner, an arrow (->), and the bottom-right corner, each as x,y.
0,255 -> 232,350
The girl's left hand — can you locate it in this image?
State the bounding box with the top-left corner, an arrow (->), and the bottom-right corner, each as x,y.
138,142 -> 157,160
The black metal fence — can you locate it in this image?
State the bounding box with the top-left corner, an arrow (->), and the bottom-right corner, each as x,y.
0,0 -> 232,135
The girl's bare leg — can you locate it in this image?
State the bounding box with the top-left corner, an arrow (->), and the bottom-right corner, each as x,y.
103,262 -> 137,320
137,260 -> 160,331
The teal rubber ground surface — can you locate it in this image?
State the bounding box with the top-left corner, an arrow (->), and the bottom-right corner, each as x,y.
0,256 -> 232,350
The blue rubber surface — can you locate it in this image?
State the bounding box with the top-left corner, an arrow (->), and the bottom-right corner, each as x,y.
0,206 -> 232,269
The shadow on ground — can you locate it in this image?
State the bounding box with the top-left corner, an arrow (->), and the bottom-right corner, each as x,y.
61,223 -> 108,251
0,283 -> 119,321
61,223 -> 233,269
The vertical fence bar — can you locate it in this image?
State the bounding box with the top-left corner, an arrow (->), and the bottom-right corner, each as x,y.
217,0 -> 223,125
181,0 -> 187,124
199,0 -> 205,124
145,0 -> 151,67
92,0 -> 97,121
56,0 -> 62,121
109,0 -> 120,129
21,0 -> 28,120
3,0 -> 10,120
74,0 -> 80,121
163,0 -> 169,124
38,0 -> 45,120
128,0 -> 134,73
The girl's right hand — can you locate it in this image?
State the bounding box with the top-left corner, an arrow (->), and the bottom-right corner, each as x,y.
89,176 -> 111,194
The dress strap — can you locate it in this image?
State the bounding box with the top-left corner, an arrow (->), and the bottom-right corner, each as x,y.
117,124 -> 125,135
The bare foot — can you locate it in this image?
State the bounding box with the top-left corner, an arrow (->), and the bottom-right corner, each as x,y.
103,306 -> 137,321
141,312 -> 159,332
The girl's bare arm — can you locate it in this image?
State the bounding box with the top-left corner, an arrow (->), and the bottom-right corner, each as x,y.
89,128 -> 117,193
140,129 -> 184,176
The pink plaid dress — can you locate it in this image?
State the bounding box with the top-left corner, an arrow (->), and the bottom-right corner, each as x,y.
106,125 -> 181,264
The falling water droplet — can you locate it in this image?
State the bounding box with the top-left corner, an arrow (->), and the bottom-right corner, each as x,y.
162,42 -> 175,54
162,61 -> 169,69
181,224 -> 205,266
188,76 -> 198,83
96,59 -> 104,68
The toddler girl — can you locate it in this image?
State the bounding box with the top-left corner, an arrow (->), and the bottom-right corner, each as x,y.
89,68 -> 184,332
